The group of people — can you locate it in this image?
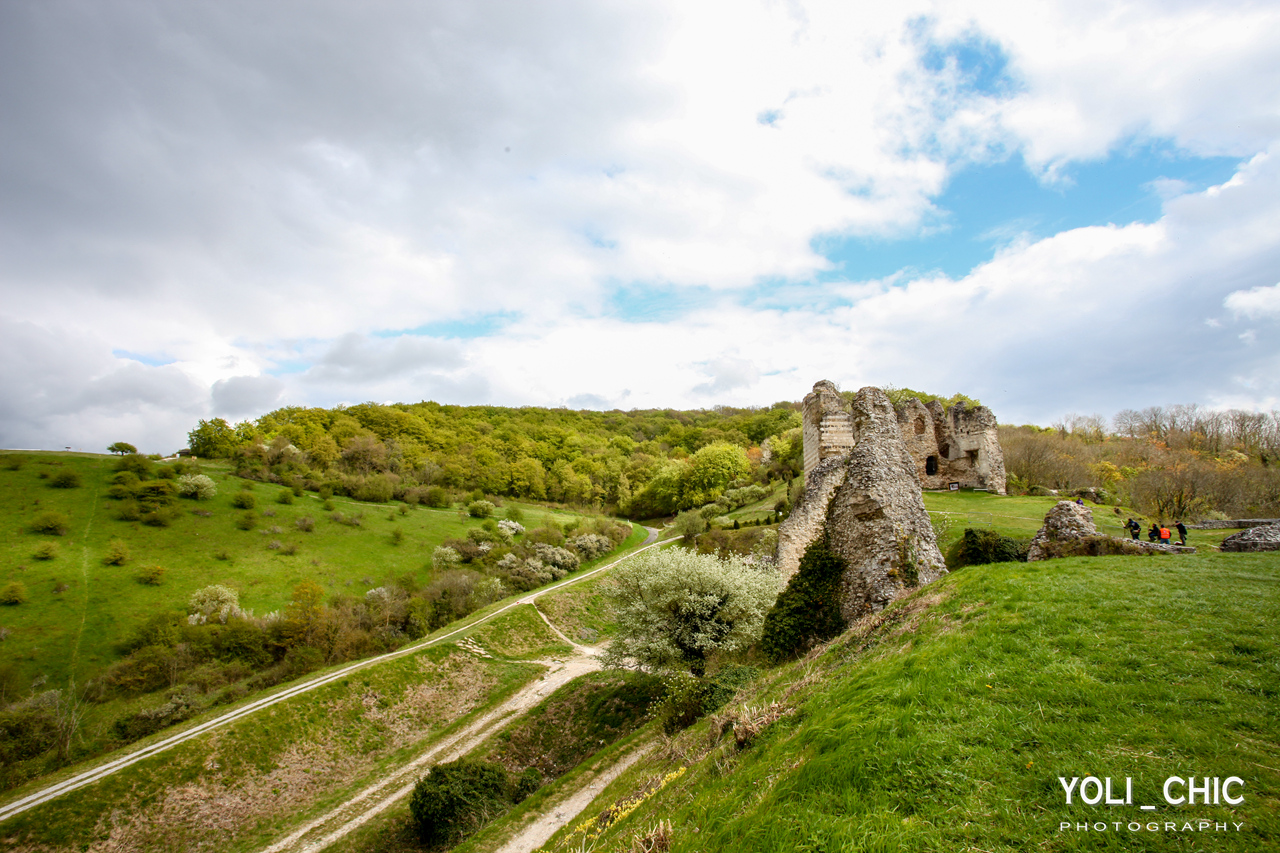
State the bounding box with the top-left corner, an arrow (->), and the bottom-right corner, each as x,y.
1124,517 -> 1188,546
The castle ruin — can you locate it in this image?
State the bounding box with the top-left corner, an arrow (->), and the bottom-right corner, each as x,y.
803,381 -> 1007,495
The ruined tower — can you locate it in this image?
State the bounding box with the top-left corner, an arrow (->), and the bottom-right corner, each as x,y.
802,381 -> 1007,495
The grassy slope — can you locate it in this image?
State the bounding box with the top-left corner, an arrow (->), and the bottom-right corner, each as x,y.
0,450 -> 600,692
0,598 -> 585,852
541,551 -> 1280,852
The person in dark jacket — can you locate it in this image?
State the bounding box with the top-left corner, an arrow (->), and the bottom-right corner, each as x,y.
1175,521 -> 1188,546
1148,524 -> 1159,542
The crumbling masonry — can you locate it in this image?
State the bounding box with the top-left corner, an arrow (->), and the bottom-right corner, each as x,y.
803,381 -> 1008,495
776,383 -> 949,621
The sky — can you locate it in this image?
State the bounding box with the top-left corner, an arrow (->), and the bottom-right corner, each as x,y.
2,0 -> 1279,453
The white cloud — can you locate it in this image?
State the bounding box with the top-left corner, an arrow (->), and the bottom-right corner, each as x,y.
1,1 -> 1279,448
1225,283 -> 1280,319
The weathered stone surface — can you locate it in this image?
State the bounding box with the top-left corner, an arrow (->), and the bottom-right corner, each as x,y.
1026,502 -> 1195,559
1191,519 -> 1280,530
896,398 -> 1008,494
801,380 -> 1007,494
777,386 -> 947,621
1220,523 -> 1280,552
1026,501 -> 1098,561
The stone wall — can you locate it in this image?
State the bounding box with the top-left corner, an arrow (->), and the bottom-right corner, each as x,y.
802,380 -> 1007,495
777,386 -> 947,621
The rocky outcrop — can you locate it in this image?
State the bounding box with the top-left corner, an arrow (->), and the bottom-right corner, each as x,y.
1028,502 -> 1195,559
1026,501 -> 1099,561
1220,523 -> 1280,552
777,386 -> 947,622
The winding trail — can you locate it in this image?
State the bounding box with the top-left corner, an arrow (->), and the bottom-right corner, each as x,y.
0,526 -> 661,825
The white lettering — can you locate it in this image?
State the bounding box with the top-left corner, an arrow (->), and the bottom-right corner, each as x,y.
1223,777 -> 1244,805
1198,821 -> 1210,831
1059,776 -> 1080,804
1128,822 -> 1141,831
1076,823 -> 1089,831
1181,823 -> 1194,831
1234,822 -> 1244,831
1105,777 -> 1126,805
1165,822 -> 1176,831
1094,822 -> 1107,831
1213,777 -> 1220,804
1081,776 -> 1103,805
1059,822 -> 1070,831
1147,823 -> 1158,831
1216,823 -> 1227,831
1189,777 -> 1210,804
1164,777 -> 1186,805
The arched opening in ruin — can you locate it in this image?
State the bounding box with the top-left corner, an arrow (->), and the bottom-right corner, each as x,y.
913,416 -> 926,434
925,455 -> 938,476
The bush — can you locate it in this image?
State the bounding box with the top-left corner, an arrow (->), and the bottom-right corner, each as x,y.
30,510 -> 69,536
296,516 -> 315,532
231,492 -> 257,510
50,469 -> 82,488
761,539 -> 847,663
106,483 -> 135,500
409,759 -> 526,846
176,474 -> 217,500
103,539 -> 131,566
653,665 -> 761,735
1027,485 -> 1054,497
137,565 -> 166,585
33,541 -> 58,561
115,500 -> 142,521
467,500 -> 496,518
947,528 -> 1028,568
135,480 -> 178,507
0,581 -> 28,605
235,512 -> 258,531
141,507 -> 181,527
277,490 -> 294,505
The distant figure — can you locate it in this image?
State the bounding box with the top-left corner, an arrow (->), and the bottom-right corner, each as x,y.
1159,526 -> 1171,544
1175,521 -> 1188,546
1125,518 -> 1140,540
1076,497 -> 1085,506
1148,524 -> 1159,542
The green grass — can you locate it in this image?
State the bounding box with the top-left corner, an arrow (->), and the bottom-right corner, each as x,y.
541,550 -> 1280,852
536,570 -> 620,643
1,643 -> 547,852
0,451 -> 606,693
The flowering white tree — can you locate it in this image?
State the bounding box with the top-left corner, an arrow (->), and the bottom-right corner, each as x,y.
176,473 -> 217,500
603,547 -> 777,677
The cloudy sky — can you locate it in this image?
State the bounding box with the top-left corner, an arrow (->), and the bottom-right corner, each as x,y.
2,0 -> 1279,453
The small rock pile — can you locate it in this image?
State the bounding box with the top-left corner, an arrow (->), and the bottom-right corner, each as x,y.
1026,501 -> 1098,561
1220,523 -> 1280,553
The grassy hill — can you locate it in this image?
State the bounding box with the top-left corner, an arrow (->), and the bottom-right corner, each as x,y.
0,449 -> 642,790
531,549 -> 1279,852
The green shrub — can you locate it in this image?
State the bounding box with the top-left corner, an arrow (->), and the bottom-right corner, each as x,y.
1027,485 -> 1054,497
113,453 -> 154,478
137,565 -> 166,585
296,516 -> 315,532
33,541 -> 59,561
115,500 -> 142,521
652,666 -> 760,735
276,490 -> 294,505
103,538 -> 131,566
0,581 -> 28,605
947,528 -> 1028,568
231,492 -> 256,510
106,483 -> 135,500
30,510 -> 69,535
761,539 -> 847,663
409,759 -> 526,846
235,512 -> 257,531
467,500 -> 495,518
50,469 -> 81,488
423,486 -> 451,508
141,507 -> 180,527
155,466 -> 177,480
355,475 -> 394,503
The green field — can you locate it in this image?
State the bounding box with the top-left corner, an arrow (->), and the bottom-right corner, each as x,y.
0,451 -> 614,690
539,549 -> 1280,852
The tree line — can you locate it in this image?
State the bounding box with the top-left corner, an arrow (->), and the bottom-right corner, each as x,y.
188,401 -> 805,518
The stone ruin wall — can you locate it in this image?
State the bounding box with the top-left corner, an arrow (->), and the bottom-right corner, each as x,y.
802,382 -> 1007,496
777,384 -> 948,620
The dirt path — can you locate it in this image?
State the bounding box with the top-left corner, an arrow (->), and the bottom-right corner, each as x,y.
492,742 -> 655,853
0,529 -> 662,825
259,652 -> 604,853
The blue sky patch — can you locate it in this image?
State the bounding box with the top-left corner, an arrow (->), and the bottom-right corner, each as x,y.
814,146 -> 1240,282
376,313 -> 516,340
920,31 -> 1016,97
112,349 -> 174,367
